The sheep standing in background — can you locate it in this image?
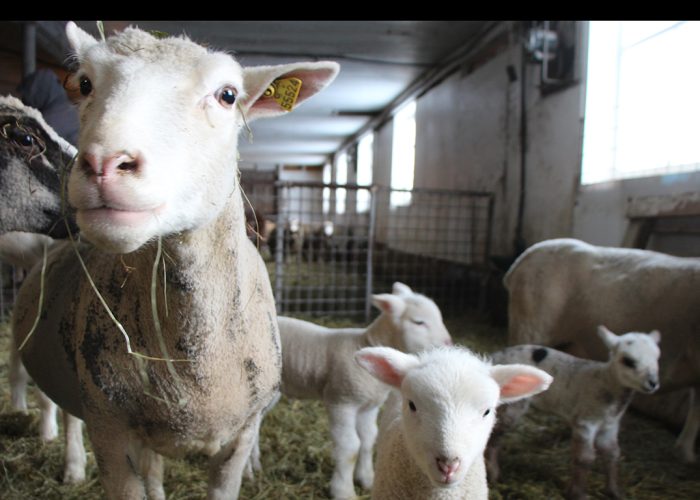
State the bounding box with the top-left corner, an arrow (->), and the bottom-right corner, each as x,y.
13,23 -> 339,499
355,345 -> 552,499
0,95 -> 86,483
505,237 -> 700,462
266,282 -> 452,499
487,326 -> 661,499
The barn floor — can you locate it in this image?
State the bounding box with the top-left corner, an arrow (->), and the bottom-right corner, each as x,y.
0,315 -> 698,499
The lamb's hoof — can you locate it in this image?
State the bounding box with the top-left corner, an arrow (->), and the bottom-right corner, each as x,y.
330,482 -> 357,500
674,443 -> 697,464
63,466 -> 86,484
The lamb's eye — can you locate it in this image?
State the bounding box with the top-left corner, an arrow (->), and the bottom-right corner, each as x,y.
621,356 -> 636,369
408,400 -> 417,412
410,319 -> 425,326
483,408 -> 491,417
79,76 -> 92,96
217,87 -> 237,107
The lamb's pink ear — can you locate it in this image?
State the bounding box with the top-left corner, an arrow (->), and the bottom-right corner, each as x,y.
240,61 -> 340,121
490,364 -> 553,404
65,21 -> 99,54
597,325 -> 619,349
355,347 -> 420,388
372,293 -> 407,318
649,330 -> 661,344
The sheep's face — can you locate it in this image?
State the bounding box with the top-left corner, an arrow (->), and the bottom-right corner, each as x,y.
0,96 -> 75,237
64,22 -> 338,254
599,326 -> 661,393
401,358 -> 499,488
372,282 -> 453,353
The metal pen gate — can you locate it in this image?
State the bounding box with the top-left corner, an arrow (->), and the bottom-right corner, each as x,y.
249,181 -> 494,322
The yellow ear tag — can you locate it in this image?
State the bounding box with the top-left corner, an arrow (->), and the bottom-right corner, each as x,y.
266,77 -> 303,112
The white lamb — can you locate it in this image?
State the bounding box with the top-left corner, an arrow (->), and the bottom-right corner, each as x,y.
13,22 -> 338,499
355,345 -> 553,499
486,326 -> 661,499
258,282 -> 453,499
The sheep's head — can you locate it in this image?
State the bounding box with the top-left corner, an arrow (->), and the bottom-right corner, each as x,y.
64,22 -> 339,254
597,325 -> 661,393
372,282 -> 453,352
0,95 -> 76,238
355,346 -> 552,488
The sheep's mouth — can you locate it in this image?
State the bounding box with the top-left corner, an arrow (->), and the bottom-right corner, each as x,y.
79,204 -> 165,226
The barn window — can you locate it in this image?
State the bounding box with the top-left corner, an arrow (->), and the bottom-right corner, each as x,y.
335,151 -> 348,214
581,21 -> 700,185
356,132 -> 374,213
322,161 -> 331,214
391,100 -> 416,207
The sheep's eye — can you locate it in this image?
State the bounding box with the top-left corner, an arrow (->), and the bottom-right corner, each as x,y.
217,87 -> 237,107
621,356 -> 636,369
408,400 -> 417,412
10,128 -> 34,147
79,76 -> 92,96
483,408 -> 491,417
410,319 -> 425,326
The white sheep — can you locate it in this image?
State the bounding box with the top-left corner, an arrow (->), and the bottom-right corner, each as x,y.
354,345 -> 553,499
505,237 -> 700,462
253,282 -> 453,498
486,326 -> 661,499
12,22 -> 338,499
0,95 -> 86,483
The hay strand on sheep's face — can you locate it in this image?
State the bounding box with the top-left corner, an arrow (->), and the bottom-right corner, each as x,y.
16,240 -> 48,352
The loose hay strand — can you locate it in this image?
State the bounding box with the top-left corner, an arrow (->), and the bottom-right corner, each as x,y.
16,240 -> 48,351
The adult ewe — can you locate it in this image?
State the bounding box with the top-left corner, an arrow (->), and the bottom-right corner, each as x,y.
13,22 -> 338,499
505,238 -> 700,462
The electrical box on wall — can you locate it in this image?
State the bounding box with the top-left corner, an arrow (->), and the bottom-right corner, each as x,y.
525,20 -> 580,95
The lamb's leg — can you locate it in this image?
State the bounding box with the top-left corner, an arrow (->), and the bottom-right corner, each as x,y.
327,403 -> 360,499
9,337 -> 29,412
63,412 -> 87,484
243,412 -> 264,481
595,422 -> 621,499
568,423 -> 597,500
354,405 -> 379,490
207,416 -> 259,500
676,387 -> 699,463
139,448 -> 165,500
87,424 -> 147,499
36,389 -> 59,441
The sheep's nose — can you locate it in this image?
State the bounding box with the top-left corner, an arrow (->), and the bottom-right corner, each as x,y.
646,378 -> 659,391
436,456 -> 461,479
82,152 -> 142,179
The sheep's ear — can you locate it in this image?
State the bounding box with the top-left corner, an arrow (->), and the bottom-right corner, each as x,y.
355,347 -> 420,388
392,282 -> 412,296
65,21 -> 99,54
372,293 -> 407,318
490,364 -> 553,404
649,330 -> 661,344
597,325 -> 619,348
241,61 -> 340,121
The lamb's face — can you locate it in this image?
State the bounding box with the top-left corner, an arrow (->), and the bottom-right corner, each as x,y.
609,331 -> 661,393
0,96 -> 75,237
400,360 -> 499,488
397,296 -> 452,352
66,26 -> 244,253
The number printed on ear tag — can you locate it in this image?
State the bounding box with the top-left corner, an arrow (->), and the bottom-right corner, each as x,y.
270,77 -> 303,112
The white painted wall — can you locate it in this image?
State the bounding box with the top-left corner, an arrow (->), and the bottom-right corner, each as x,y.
370,21 -> 700,259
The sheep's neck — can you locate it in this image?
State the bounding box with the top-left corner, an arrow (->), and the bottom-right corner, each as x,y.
364,314 -> 398,348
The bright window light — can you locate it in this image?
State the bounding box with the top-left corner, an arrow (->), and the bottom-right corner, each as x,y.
356,133 -> 374,213
322,162 -> 331,214
391,101 -> 416,207
581,21 -> 700,185
336,152 -> 347,214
